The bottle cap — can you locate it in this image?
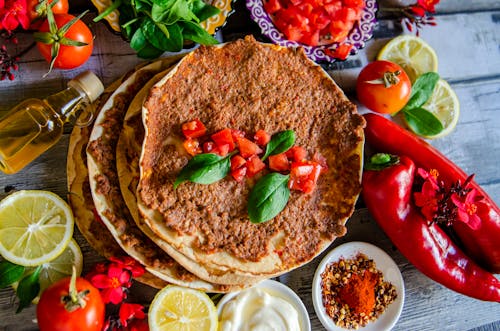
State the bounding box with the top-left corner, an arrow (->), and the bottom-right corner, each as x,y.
68,71 -> 104,103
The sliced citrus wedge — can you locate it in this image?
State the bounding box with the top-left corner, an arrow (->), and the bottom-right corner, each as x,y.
149,285 -> 218,331
377,35 -> 438,83
0,190 -> 74,266
406,78 -> 460,139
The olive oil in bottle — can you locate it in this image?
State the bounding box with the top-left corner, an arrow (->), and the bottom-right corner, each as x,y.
0,71 -> 104,174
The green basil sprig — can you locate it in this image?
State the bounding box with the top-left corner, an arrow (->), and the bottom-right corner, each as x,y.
0,260 -> 25,289
261,130 -> 295,161
96,0 -> 220,59
174,152 -> 233,188
248,173 -> 290,223
401,72 -> 444,136
16,266 -> 42,313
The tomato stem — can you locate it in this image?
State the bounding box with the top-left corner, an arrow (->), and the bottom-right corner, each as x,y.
365,70 -> 402,88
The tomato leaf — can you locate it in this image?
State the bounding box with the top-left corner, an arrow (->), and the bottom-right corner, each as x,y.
16,266 -> 42,314
248,173 -> 290,223
261,130 -> 295,161
404,72 -> 440,110
403,107 -> 444,137
174,153 -> 233,188
0,261 -> 25,289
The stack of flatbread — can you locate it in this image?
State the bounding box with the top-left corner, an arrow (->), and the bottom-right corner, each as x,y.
67,36 -> 365,292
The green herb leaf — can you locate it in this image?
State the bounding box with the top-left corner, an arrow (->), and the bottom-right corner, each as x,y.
403,107 -> 444,137
16,266 -> 41,314
179,21 -> 218,45
248,173 -> 290,223
190,0 -> 220,22
0,261 -> 25,289
174,153 -> 232,188
141,18 -> 183,52
261,130 -> 295,161
404,72 -> 440,110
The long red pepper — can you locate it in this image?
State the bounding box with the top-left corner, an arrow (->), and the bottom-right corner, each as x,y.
364,113 -> 500,273
362,155 -> 500,302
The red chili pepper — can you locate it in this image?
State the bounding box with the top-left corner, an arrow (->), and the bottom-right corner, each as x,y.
364,113 -> 500,273
362,155 -> 500,302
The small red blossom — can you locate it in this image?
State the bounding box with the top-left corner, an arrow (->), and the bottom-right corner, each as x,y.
109,256 -> 146,278
409,5 -> 426,17
414,180 -> 440,221
91,265 -> 131,304
0,0 -> 29,32
119,303 -> 146,327
417,0 -> 439,13
451,189 -> 482,230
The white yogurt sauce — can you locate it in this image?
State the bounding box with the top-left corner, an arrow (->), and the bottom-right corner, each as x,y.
219,287 -> 301,331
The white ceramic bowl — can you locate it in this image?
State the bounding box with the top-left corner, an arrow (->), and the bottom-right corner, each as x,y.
217,279 -> 311,331
312,241 -> 405,331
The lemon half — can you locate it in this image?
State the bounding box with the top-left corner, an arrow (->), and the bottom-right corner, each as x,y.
149,285 -> 218,331
0,190 -> 74,266
377,35 -> 438,83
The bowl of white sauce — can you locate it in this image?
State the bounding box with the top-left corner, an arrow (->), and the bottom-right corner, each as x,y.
217,279 -> 311,331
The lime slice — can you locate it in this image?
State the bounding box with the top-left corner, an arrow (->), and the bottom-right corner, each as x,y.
406,78 -> 460,139
149,285 -> 218,331
0,190 -> 74,266
377,35 -> 438,83
12,239 -> 83,303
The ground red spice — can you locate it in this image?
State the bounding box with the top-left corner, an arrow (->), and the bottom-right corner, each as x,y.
337,271 -> 378,315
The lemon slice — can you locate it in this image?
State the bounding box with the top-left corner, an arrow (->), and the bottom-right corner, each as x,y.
149,285 -> 218,331
0,190 -> 74,266
12,239 -> 83,303
405,78 -> 460,139
377,35 -> 438,83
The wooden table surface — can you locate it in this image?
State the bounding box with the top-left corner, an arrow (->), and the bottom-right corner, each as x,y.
1,0 -> 499,330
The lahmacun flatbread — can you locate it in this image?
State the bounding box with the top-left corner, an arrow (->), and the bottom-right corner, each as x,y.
138,36 -> 365,277
86,59 -> 234,292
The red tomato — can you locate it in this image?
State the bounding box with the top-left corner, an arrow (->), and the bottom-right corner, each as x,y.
237,137 -> 263,158
356,60 -> 412,114
230,155 -> 247,171
183,138 -> 202,156
36,14 -> 93,69
269,153 -> 290,172
285,146 -> 307,162
211,128 -> 235,151
231,166 -> 247,182
289,161 -> 322,193
246,155 -> 266,177
182,119 -> 206,139
36,276 -> 104,331
28,0 -> 69,23
325,43 -> 353,60
254,129 -> 271,146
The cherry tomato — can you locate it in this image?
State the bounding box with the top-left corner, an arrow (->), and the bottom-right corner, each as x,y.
28,0 -> 69,22
36,14 -> 93,69
356,60 -> 412,114
36,276 -> 105,331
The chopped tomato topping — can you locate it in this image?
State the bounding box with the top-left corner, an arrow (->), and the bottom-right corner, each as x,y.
237,137 -> 263,158
312,152 -> 329,173
231,129 -> 246,141
286,146 -> 307,162
213,143 -> 230,156
264,0 -> 282,14
231,155 -> 247,171
183,138 -> 202,156
203,141 -> 215,153
231,166 -> 247,182
246,155 -> 266,177
289,161 -> 322,194
254,129 -> 271,146
181,119 -> 206,139
269,153 -> 290,172
211,128 -> 235,151
325,43 -> 353,60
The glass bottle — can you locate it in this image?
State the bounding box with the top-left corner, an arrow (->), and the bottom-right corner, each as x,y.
0,71 -> 104,174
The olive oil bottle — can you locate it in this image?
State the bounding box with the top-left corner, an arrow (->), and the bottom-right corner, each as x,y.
0,71 -> 104,174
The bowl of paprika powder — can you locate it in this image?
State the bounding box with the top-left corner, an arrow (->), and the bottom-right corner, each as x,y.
312,241 -> 404,331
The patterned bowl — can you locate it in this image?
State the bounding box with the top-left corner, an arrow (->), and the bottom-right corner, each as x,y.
246,0 -> 378,62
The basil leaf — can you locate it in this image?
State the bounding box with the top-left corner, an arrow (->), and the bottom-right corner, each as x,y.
141,19 -> 183,52
174,153 -> 232,188
133,0 -> 152,13
261,130 -> 295,161
130,27 -> 148,51
180,21 -> 218,45
0,260 -> 25,288
403,107 -> 444,137
16,266 -> 41,313
248,173 -> 290,223
404,72 -> 440,110
168,0 -> 198,23
190,0 -> 220,22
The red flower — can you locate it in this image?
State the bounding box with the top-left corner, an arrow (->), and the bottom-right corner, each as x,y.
451,189 -> 483,230
417,0 -> 439,13
0,0 -> 29,32
91,265 -> 131,304
414,180 -> 440,221
119,303 -> 146,327
109,256 -> 146,278
409,5 -> 426,17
